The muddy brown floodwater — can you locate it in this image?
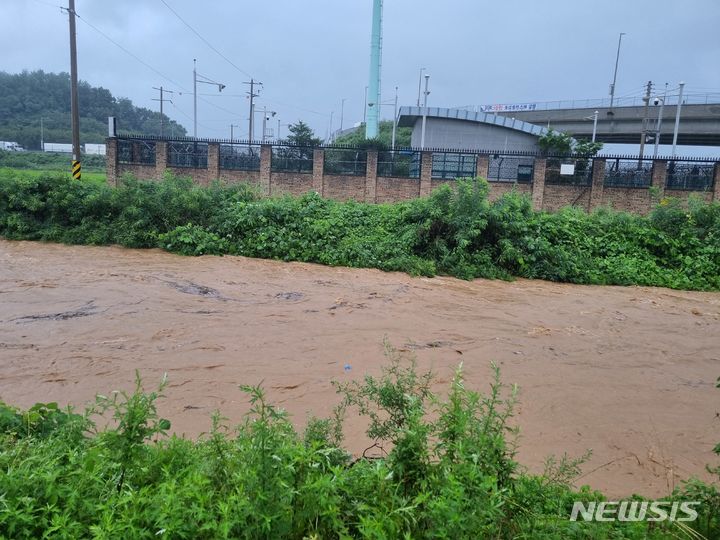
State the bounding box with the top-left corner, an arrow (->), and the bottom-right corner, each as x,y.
1,239 -> 719,498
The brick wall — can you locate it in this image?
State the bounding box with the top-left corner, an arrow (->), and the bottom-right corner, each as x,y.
108,137 -> 719,214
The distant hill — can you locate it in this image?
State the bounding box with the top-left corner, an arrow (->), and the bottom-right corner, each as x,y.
0,70 -> 186,150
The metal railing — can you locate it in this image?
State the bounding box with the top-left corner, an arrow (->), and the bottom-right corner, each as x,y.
666,161 -> 716,191
167,141 -> 208,168
324,148 -> 367,176
545,158 -> 593,186
431,152 -> 476,179
219,144 -> 261,171
487,155 -> 534,183
271,146 -> 314,173
377,150 -> 421,178
117,139 -> 155,165
604,159 -> 653,188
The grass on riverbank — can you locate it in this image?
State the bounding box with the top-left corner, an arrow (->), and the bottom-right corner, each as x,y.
0,170 -> 719,290
1,349 -> 718,539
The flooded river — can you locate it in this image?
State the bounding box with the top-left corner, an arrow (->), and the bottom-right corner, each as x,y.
1,239 -> 718,497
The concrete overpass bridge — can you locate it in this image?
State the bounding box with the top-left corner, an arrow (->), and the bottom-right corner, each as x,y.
490,103 -> 720,146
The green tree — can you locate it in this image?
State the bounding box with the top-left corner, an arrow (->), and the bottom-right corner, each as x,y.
334,120 -> 412,148
285,121 -> 322,147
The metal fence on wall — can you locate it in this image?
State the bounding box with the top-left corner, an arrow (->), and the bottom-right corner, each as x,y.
666,161 -> 715,190
271,146 -> 314,173
604,158 -> 653,188
431,152 -> 476,179
377,150 -> 421,178
117,139 -> 156,165
324,148 -> 367,176
487,155 -> 534,183
219,144 -> 261,171
167,141 -> 208,168
545,158 -> 593,186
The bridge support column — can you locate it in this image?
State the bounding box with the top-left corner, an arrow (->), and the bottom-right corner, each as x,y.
531,158 -> 546,211
588,158 -> 606,211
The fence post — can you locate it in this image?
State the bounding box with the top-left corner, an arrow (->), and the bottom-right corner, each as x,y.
476,153 -> 489,179
531,157 -> 546,210
312,148 -> 324,196
365,150 -> 378,203
207,143 -> 220,186
259,144 -> 272,195
155,141 -> 168,180
419,151 -> 433,197
106,137 -> 118,186
651,159 -> 667,201
713,162 -> 720,202
588,158 -> 606,211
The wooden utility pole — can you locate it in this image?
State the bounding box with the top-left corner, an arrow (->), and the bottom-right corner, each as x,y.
68,0 -> 81,179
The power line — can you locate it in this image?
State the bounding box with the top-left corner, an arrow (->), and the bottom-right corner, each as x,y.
158,0 -> 253,79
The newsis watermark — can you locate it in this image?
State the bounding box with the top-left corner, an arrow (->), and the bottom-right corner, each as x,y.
570,501 -> 700,523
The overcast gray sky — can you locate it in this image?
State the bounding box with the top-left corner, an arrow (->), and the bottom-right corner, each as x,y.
3,0 -> 719,141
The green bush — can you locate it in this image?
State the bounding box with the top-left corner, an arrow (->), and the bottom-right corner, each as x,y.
1,170 -> 719,290
0,349 -> 715,538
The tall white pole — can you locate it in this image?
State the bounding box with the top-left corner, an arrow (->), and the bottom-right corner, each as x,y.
262,106 -> 267,142
416,67 -> 425,107
592,110 -> 598,142
193,59 -> 197,138
653,83 -> 668,158
365,0 -> 383,139
609,32 -> 625,109
420,75 -> 430,149
671,82 -> 685,158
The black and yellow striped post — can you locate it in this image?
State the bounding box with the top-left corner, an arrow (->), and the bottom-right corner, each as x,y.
72,160 -> 82,180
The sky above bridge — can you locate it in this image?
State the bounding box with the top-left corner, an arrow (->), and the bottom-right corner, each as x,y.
3,0 -> 719,145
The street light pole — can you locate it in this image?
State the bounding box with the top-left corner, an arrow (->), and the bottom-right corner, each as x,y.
671,81 -> 685,158
420,74 -> 430,149
609,32 -> 625,110
416,67 -> 425,107
653,83 -> 668,158
592,110 -> 598,142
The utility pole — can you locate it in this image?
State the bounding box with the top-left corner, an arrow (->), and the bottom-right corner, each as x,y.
277,119 -> 282,141
230,124 -> 241,142
329,110 -> 334,142
638,80 -> 652,163
416,67 -> 425,107
244,79 -> 262,143
67,0 -> 81,179
672,81 -> 685,158
193,59 -> 197,138
152,86 -> 174,137
591,110 -> 598,143
40,118 -> 44,151
653,83 -> 668,158
340,98 -> 346,132
392,85 -> 398,149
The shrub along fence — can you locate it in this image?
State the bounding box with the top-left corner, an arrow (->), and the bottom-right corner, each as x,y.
107,135 -> 720,214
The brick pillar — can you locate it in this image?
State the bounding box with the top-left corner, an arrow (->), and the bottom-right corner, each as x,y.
531,158 -> 546,211
259,144 -> 272,196
651,159 -> 667,200
365,150 -> 378,203
206,143 -> 220,186
419,151 -> 433,197
312,148 -> 324,195
155,141 -> 168,180
476,153 -> 489,179
588,158 -> 606,211
106,137 -> 118,186
713,162 -> 720,202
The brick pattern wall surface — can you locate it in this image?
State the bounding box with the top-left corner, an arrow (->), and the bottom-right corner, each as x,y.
543,185 -> 591,212
323,174 -> 367,202
487,182 -> 532,202
664,190 -> 714,203
602,187 -> 653,214
270,172 -> 314,197
218,170 -> 261,187
376,177 -> 421,203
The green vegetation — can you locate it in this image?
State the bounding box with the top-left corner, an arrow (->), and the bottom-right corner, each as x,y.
0,70 -> 186,150
334,120 -> 412,148
538,129 -> 603,156
1,171 -> 719,290
1,349 -> 717,539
